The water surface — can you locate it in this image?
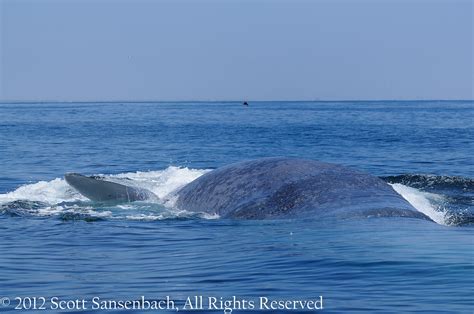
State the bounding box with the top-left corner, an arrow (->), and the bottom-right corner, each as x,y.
0,101 -> 473,313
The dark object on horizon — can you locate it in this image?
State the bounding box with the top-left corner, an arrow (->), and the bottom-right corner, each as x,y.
242,101 -> 249,106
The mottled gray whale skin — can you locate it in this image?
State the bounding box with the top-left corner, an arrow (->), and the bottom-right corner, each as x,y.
175,157 -> 431,220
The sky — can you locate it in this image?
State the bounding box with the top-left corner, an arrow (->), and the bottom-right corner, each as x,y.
0,0 -> 472,102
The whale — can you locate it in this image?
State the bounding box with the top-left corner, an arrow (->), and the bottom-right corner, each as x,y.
65,157 -> 432,221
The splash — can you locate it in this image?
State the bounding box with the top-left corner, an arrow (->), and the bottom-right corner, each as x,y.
0,178 -> 86,204
108,166 -> 209,199
0,166 -> 209,221
390,183 -> 449,225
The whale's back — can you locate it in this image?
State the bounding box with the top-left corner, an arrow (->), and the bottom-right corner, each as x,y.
176,157 -> 430,220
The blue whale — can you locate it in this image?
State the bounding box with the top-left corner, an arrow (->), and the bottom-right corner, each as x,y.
65,157 -> 431,221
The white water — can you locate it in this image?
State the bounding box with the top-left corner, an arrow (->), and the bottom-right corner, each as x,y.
0,168 -> 450,225
0,178 -> 86,204
109,166 -> 208,199
390,183 -> 449,225
0,167 -> 208,220
0,167 -> 207,205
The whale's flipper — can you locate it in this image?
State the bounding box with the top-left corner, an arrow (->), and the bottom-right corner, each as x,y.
65,173 -> 156,202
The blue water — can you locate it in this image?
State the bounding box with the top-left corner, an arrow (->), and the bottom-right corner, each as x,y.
0,101 -> 473,313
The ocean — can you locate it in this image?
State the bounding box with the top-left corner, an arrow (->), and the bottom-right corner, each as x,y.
0,101 -> 473,313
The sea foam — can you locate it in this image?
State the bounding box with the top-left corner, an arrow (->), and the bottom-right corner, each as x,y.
391,183 -> 449,225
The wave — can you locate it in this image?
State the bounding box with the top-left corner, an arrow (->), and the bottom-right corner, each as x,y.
383,174 -> 473,226
1,168 -> 472,225
382,174 -> 474,192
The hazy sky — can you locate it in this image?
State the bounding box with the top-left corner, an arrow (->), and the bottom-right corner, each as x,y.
0,0 -> 472,101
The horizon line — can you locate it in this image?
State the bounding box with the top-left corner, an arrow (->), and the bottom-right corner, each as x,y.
0,99 -> 473,104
